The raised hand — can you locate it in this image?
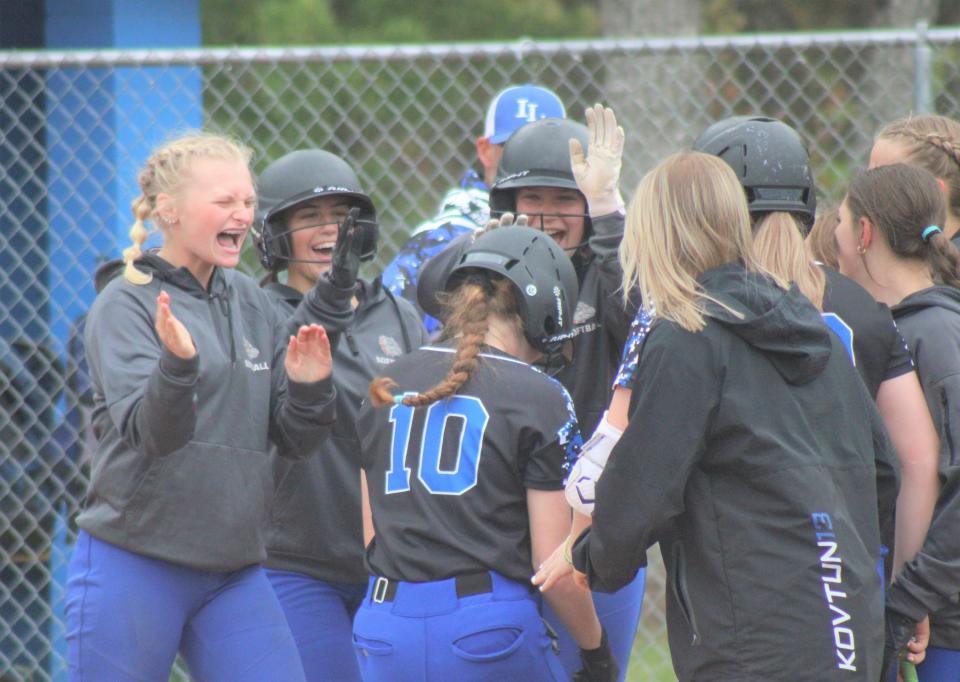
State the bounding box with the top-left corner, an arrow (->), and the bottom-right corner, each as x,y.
329,207 -> 363,290
569,103 -> 625,217
155,291 -> 196,360
285,323 -> 333,383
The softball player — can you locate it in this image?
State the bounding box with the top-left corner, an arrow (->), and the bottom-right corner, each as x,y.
354,226 -> 616,682
65,132 -> 336,681
836,163 -> 960,680
416,107 -> 644,680
572,151 -> 889,681
254,149 -> 426,681
870,115 -> 960,246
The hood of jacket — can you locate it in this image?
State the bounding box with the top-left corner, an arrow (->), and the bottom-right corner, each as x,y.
894,284 -> 960,319
699,262 -> 832,385
94,258 -> 126,293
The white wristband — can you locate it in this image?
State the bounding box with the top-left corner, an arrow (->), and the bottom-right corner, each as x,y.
565,412 -> 624,514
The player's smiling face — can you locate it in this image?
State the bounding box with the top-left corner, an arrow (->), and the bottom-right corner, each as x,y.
159,157 -> 255,283
515,186 -> 586,253
285,195 -> 352,291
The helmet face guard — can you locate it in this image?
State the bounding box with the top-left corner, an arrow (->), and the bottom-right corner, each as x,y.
254,150 -> 378,271
446,225 -> 579,354
256,211 -> 379,269
692,116 -> 817,232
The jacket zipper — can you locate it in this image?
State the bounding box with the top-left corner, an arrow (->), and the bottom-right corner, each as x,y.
943,390 -> 955,466
210,292 -> 236,363
345,327 -> 359,356
671,545 -> 702,646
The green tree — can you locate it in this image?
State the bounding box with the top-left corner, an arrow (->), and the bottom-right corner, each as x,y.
203,0 -> 600,46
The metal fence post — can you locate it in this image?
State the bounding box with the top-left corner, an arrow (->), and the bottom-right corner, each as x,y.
914,21 -> 933,114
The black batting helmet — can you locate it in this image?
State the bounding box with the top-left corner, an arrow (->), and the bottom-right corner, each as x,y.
447,225 -> 579,354
489,118 -> 592,244
254,149 -> 378,271
692,116 -> 817,231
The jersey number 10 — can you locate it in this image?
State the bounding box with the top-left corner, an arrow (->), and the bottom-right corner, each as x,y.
385,395 -> 490,496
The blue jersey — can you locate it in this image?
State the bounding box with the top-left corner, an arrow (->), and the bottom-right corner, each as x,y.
381,170 -> 489,333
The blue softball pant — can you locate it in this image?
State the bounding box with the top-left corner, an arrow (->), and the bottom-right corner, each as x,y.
265,568 -> 365,682
352,571 -> 567,682
542,567 -> 646,682
65,530 -> 305,682
917,646 -> 960,681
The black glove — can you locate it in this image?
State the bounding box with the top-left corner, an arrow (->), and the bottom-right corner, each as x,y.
880,609 -> 917,682
328,207 -> 363,290
573,628 -> 618,682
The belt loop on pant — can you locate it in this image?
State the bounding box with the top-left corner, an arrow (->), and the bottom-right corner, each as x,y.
372,576 -> 390,604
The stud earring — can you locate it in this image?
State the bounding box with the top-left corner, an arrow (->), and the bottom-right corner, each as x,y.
856,244 -> 866,255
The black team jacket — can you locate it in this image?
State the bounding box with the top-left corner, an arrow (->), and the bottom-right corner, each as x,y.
574,263 -> 895,682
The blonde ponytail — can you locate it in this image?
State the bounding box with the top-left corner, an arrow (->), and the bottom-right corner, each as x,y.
123,195 -> 153,285
753,212 -> 825,310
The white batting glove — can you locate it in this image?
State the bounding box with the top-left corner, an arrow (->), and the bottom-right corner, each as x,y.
570,104 -> 626,218
564,411 -> 624,515
480,212 -> 529,235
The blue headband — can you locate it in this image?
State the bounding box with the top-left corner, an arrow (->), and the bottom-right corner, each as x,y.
922,225 -> 942,242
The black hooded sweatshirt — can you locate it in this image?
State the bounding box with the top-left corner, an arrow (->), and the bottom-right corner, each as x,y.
262,278 -> 426,583
573,262 -> 893,681
886,286 -> 960,649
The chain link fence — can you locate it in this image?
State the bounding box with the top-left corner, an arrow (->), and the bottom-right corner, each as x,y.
2,25 -> 959,681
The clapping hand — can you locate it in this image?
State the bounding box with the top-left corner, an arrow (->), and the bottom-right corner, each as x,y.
284,324 -> 333,383
155,291 -> 196,360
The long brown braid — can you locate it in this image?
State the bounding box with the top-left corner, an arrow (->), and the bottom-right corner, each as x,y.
369,275 -> 520,409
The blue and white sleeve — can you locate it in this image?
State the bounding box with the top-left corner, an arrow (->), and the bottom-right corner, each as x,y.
612,306 -> 655,389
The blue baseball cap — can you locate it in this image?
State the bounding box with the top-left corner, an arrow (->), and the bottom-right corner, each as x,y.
483,84 -> 566,144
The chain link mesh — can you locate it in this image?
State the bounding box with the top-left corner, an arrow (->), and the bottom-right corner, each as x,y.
2,28 -> 959,680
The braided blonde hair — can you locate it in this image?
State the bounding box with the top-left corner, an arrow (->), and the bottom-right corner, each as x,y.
877,115 -> 960,224
123,132 -> 252,285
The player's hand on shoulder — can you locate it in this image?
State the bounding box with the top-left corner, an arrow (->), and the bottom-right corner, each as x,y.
570,103 -> 625,216
155,291 -> 196,360
481,211 -> 529,235
285,323 -> 332,383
